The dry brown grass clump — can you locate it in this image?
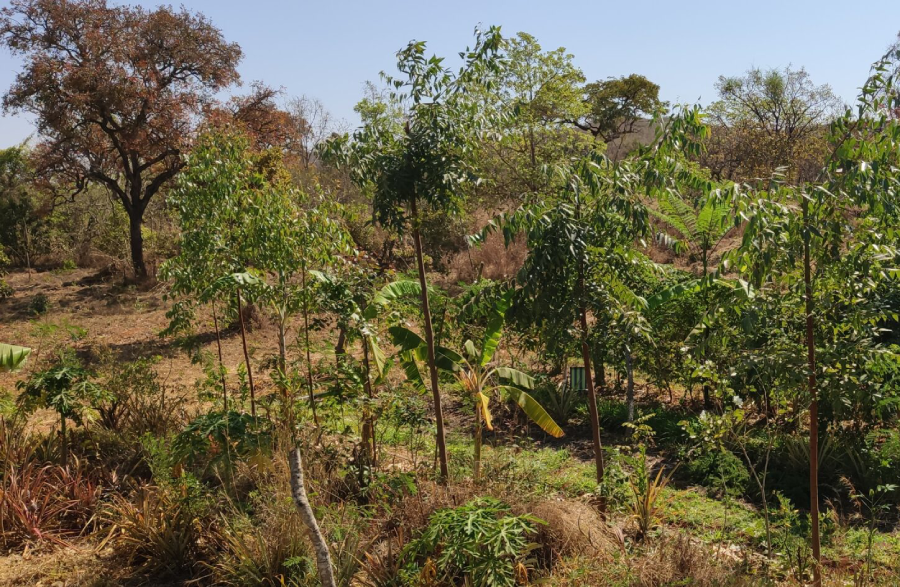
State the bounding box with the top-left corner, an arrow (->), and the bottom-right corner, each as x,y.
529,499 -> 617,563
635,533 -> 755,587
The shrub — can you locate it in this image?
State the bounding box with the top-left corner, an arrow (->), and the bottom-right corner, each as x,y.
97,356 -> 183,436
0,459 -> 102,549
404,497 -> 541,587
27,293 -> 50,315
684,449 -> 750,497
107,486 -> 204,580
172,410 -> 272,481
211,512 -> 311,587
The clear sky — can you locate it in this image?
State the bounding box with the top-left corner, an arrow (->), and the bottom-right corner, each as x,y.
1,0 -> 899,148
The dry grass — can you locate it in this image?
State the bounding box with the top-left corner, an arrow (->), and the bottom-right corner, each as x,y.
530,499 -> 618,564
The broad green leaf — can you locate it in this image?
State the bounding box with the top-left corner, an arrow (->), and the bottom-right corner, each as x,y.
366,280 -> 422,319
0,343 -> 31,372
480,289 -> 513,366
434,345 -> 462,372
464,339 -> 477,362
389,325 -> 425,352
366,335 -> 387,381
398,350 -> 426,394
495,367 -> 535,390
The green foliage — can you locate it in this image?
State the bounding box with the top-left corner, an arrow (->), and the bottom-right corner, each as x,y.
108,487 -> 204,580
684,449 -> 750,497
0,342 -> 31,372
27,292 -> 50,315
172,410 -> 272,479
580,73 -> 665,143
404,497 -> 541,587
323,27 -> 505,234
16,355 -> 106,428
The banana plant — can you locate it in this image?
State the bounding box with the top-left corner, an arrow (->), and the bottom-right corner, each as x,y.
0,343 -> 31,372
391,290 -> 564,481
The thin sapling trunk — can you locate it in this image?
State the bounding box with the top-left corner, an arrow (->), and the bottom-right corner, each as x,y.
236,289 -> 256,418
410,197 -> 449,481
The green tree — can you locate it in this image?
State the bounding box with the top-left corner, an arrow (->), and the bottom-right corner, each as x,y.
573,74 -> 665,146
475,106 -> 710,496
478,32 -> 591,203
649,189 -> 734,408
322,27 -> 505,480
452,291 -> 563,480
731,49 -> 900,586
703,66 -> 843,183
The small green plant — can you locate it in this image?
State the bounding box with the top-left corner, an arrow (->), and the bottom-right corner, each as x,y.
28,293 -> 51,315
848,483 -> 897,585
173,410 -> 272,481
623,414 -> 676,540
405,497 -> 542,587
684,449 -> 750,497
211,511 -> 312,587
626,447 -> 676,540
16,354 -> 107,467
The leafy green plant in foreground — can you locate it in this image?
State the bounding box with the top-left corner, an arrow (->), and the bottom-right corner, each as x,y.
405,497 -> 541,587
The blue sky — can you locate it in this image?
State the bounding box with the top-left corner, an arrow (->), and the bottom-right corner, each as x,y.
1,0 -> 899,147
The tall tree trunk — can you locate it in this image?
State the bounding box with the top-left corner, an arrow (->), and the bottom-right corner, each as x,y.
212,303 -> 227,411
288,447 -> 337,587
576,198 -> 604,507
361,336 -> 376,466
128,211 -> 148,280
701,248 -> 712,410
625,341 -> 635,422
410,198 -> 449,481
301,266 -> 320,428
593,351 -> 606,396
580,307 -> 606,505
237,290 -> 256,418
803,201 -> 822,587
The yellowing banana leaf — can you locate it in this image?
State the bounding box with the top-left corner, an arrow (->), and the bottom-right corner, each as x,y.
501,387 -> 564,438
478,392 -> 493,431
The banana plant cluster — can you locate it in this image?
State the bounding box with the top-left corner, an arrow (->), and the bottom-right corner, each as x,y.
391,289 -> 563,482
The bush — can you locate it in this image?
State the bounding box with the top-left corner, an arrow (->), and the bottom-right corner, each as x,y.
684,449 -> 750,497
211,511 -> 311,587
404,497 -> 541,587
0,459 -> 102,550
97,356 -> 183,436
108,486 -> 205,580
27,293 -> 50,315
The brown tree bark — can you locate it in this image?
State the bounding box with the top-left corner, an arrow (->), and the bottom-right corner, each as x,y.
301,266 -> 320,428
212,303 -> 228,410
803,201 -> 822,587
236,290 -> 256,418
410,198 -> 449,481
